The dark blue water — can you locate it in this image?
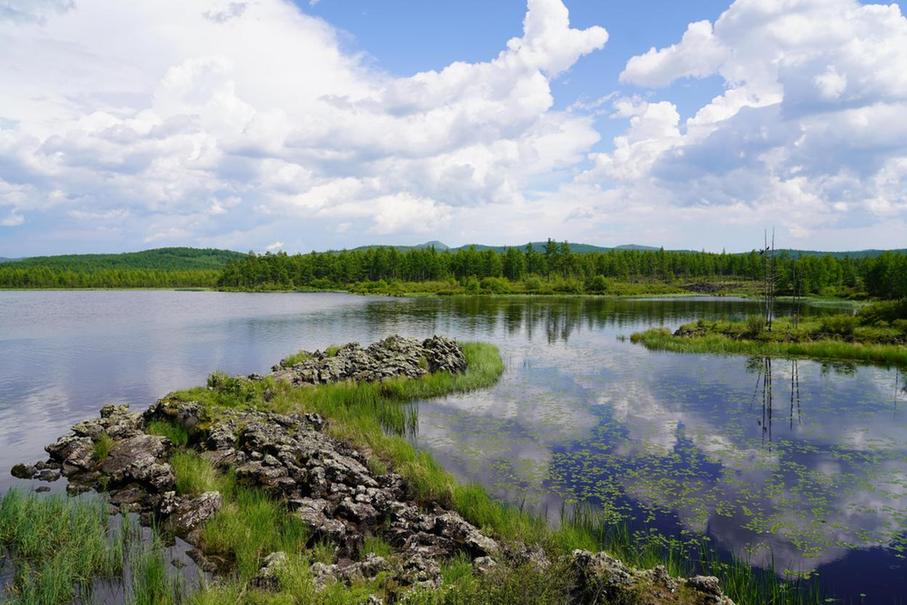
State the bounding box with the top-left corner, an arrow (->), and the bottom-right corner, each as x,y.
1,291 -> 904,603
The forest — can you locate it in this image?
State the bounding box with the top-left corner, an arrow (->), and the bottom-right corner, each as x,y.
2,241 -> 905,299
0,247 -> 236,288
216,241 -> 907,299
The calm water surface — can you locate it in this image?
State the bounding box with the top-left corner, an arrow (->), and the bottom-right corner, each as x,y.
1,291 -> 905,603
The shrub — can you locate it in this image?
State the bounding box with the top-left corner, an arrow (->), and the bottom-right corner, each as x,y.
859,299 -> 907,325
744,315 -> 765,337
586,275 -> 610,294
206,372 -> 257,406
480,277 -> 511,294
819,315 -> 857,338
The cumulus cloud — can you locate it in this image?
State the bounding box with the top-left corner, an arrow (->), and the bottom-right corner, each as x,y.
593,0 -> 907,243
0,0 -> 606,252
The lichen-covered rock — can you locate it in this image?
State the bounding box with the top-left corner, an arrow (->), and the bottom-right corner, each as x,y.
45,435 -> 95,470
252,551 -> 289,591
271,335 -> 466,386
570,550 -> 735,605
164,491 -> 223,536
101,433 -> 174,491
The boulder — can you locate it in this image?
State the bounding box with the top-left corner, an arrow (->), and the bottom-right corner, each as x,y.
165,491 -> 223,536
100,434 -> 173,492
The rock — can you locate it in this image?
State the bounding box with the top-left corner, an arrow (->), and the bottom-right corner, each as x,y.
100,434 -> 173,491
421,336 -> 467,374
143,399 -> 206,435
165,491 -> 223,535
684,575 -> 734,604
252,551 -> 289,591
294,498 -> 350,545
399,553 -> 441,589
472,556 -> 497,574
686,576 -> 721,596
570,549 -> 635,603
46,435 -> 95,470
37,469 -> 61,482
34,486 -> 51,493
109,484 -> 148,510
271,335 -> 467,387
309,555 -> 389,590
10,463 -> 35,479
433,511 -> 500,557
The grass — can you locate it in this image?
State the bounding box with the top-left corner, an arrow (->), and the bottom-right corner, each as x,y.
93,431 -> 115,462
277,350 -> 312,368
164,341 -> 819,605
200,487 -> 310,581
631,315 -> 907,367
128,531 -> 182,605
360,535 -> 392,559
146,420 -> 190,447
171,451 -> 226,496
0,490 -> 183,605
0,490 -> 123,604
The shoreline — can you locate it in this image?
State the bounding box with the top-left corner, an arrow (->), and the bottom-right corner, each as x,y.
2,336 -> 808,604
0,284 -> 867,308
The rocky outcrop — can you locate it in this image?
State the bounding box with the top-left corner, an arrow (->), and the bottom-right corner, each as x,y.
271,335 -> 465,385
569,550 -> 735,605
11,335 -> 737,605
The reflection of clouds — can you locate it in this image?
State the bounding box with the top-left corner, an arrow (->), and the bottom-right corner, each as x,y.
4,292 -> 907,585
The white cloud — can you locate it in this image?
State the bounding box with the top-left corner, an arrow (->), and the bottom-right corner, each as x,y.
584,0 -> 907,243
0,0 -> 606,251
2,0 -> 906,253
265,241 -> 284,251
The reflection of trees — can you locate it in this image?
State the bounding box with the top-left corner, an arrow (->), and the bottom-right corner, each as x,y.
362,297 -> 838,345
790,360 -> 801,430
749,357 -> 803,444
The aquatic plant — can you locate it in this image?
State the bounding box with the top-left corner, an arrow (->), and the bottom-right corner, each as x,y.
0,490 -> 182,605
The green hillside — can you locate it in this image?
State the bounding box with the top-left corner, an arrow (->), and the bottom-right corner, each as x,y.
9,247 -> 245,271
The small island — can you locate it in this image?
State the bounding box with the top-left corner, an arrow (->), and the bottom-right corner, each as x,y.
631,299 -> 907,367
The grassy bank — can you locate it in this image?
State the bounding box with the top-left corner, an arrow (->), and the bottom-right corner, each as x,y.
157,342 -> 819,604
631,303 -> 907,366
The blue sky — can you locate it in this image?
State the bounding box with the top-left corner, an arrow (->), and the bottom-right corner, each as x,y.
1,0 -> 906,255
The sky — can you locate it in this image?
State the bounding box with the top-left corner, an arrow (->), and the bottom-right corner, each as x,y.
1,0 -> 906,255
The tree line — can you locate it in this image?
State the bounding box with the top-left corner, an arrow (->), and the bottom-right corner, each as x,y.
0,267 -> 220,288
2,241 -> 904,298
216,241 -> 907,299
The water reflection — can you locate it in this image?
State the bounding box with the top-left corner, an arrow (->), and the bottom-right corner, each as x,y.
0,292 -> 903,602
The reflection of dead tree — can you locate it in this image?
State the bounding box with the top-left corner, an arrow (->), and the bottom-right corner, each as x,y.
789,359 -> 801,430
758,357 -> 774,446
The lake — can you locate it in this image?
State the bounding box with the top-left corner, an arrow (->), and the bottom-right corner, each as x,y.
1,290 -> 904,602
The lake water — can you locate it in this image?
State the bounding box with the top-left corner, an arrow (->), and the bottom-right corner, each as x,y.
1,290 -> 905,602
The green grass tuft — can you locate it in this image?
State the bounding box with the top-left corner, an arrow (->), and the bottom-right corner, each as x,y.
200,486 -> 309,581
171,451 -> 229,496
146,419 -> 190,447
93,432 -> 115,462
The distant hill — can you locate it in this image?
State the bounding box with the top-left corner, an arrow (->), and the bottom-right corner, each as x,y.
8,247 -> 246,272
348,241 -> 904,257
776,248 -> 907,259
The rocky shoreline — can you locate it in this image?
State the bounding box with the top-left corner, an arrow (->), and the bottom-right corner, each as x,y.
10,335 -> 735,604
